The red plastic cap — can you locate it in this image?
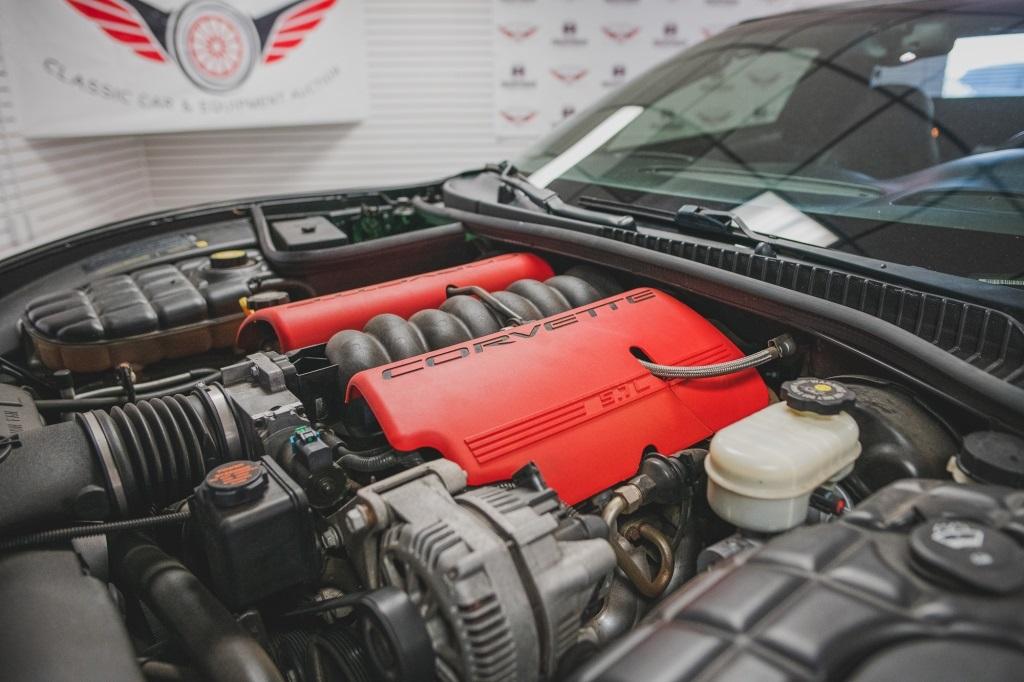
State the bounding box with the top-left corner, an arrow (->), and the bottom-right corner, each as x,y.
347,288 -> 769,504
237,253 -> 554,351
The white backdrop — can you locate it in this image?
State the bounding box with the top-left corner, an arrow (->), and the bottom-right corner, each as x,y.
0,0 -> 837,255
1,0 -> 368,137
494,0 -> 776,139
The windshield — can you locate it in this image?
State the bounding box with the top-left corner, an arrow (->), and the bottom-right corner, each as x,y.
518,1 -> 1024,287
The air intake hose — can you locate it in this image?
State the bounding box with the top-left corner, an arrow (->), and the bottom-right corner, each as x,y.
0,384 -> 243,533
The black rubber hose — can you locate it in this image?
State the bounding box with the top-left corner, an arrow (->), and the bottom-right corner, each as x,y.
86,391 -> 228,513
333,442 -> 402,473
0,420 -> 104,532
0,386 -> 237,532
339,451 -> 400,472
36,396 -> 137,410
112,533 -> 285,682
77,369 -> 222,399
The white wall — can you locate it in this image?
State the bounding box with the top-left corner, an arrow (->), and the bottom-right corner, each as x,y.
0,26 -> 154,253
143,0 -> 524,210
0,0 -> 834,255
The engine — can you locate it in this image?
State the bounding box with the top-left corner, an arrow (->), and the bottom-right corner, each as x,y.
343,284 -> 767,502
1,250 -> 1022,682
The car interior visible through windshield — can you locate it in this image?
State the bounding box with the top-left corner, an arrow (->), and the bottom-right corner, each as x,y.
520,3 -> 1024,284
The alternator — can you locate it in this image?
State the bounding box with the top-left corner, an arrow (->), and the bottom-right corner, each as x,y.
335,461 -> 616,682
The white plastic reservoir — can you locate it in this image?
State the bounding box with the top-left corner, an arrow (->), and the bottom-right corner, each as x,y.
706,381 -> 861,533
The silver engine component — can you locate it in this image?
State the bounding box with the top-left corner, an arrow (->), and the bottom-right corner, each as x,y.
336,460 -> 616,682
219,351 -> 308,458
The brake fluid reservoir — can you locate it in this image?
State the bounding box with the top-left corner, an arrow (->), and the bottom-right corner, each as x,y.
706,379 -> 861,533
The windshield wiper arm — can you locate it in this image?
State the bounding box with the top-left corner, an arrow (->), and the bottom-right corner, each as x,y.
578,195 -> 767,245
675,204 -> 764,242
486,164 -> 636,230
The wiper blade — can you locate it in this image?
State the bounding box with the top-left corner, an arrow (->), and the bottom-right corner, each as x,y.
675,204 -> 764,242
578,195 -> 766,244
486,164 -> 636,230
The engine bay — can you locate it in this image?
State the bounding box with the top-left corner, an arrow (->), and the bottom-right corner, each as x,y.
0,188 -> 1022,682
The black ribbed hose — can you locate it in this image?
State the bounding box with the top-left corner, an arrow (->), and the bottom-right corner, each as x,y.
0,385 -> 239,533
82,390 -> 231,514
112,533 -> 285,682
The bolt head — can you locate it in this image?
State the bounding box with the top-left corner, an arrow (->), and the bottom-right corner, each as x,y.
321,527 -> 341,550
344,505 -> 370,534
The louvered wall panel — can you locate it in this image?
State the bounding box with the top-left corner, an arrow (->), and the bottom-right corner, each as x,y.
0,18 -> 154,255
144,0 -> 525,211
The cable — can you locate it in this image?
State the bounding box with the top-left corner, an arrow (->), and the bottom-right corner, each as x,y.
639,334 -> 796,379
0,509 -> 191,552
35,371 -> 222,410
0,356 -> 54,393
77,368 -> 220,398
281,593 -> 366,619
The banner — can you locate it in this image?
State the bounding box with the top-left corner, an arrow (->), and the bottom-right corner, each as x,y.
493,0 -> 829,141
0,0 -> 368,137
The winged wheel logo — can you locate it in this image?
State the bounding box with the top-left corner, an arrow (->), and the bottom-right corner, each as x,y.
66,0 -> 337,92
602,24 -> 640,44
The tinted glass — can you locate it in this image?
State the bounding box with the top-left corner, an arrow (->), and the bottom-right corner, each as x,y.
519,2 -> 1024,286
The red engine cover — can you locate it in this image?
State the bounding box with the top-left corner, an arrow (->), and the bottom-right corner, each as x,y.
347,288 -> 769,504
236,253 -> 553,351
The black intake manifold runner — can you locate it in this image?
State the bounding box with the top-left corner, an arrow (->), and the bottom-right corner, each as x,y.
325,267 -> 618,389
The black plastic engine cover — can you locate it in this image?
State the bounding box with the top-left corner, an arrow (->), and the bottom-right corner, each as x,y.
574,480 -> 1024,682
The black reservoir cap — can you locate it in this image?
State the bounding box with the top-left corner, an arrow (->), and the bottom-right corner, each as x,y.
910,519 -> 1024,594
781,378 -> 855,415
247,290 -> 290,311
201,460 -> 268,508
957,431 -> 1024,488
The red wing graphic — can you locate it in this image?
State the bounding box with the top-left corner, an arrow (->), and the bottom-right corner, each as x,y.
500,110 -> 538,125
65,0 -> 168,62
498,24 -> 538,42
259,0 -> 336,64
602,25 -> 640,43
551,68 -> 588,84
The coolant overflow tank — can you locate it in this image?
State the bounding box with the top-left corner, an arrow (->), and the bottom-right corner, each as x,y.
706,379 -> 861,533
